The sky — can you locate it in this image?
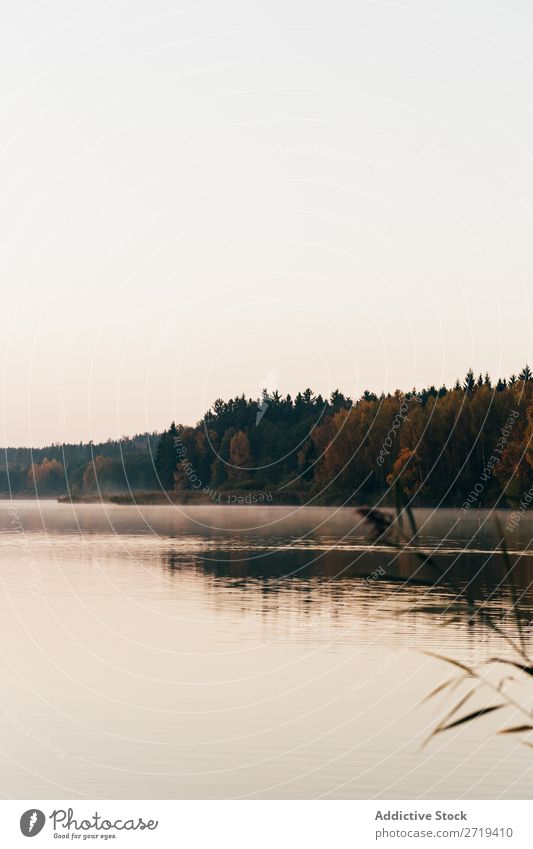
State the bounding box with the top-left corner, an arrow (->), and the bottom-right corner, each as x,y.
1,0 -> 533,446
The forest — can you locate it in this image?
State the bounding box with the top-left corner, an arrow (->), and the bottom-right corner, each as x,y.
2,367 -> 532,508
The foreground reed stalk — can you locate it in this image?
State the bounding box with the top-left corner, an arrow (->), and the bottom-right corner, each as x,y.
357,487 -> 533,747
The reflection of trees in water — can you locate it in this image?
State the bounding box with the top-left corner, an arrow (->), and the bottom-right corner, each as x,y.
161,545 -> 533,638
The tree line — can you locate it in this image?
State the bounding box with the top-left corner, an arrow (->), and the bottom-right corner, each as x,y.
2,367 -> 532,506
0,434 -> 159,496
154,367 -> 533,507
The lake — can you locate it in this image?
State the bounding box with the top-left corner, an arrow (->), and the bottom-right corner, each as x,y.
1,500 -> 532,799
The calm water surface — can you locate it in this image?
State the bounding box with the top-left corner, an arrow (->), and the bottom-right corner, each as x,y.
1,500 -> 533,799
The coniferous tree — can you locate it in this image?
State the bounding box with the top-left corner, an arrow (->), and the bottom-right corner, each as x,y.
463,369 -> 475,394
155,421 -> 178,490
297,439 -> 317,481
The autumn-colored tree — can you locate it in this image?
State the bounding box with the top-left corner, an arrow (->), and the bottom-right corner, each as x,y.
83,455 -> 118,493
494,403 -> 533,502
311,405 -> 377,498
387,448 -> 426,500
228,431 -> 252,482
172,426 -> 197,491
28,458 -> 65,495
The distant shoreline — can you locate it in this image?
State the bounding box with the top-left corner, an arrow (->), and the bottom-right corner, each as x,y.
0,491 -> 524,510
49,491 -> 523,510
56,490 -> 302,506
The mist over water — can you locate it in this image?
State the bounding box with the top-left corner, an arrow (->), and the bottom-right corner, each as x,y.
1,501 -> 532,799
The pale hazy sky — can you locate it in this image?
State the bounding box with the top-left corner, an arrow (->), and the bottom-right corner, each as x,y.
2,0 -> 533,446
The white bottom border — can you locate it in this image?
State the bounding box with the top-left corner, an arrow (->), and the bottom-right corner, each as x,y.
1,800 -> 531,848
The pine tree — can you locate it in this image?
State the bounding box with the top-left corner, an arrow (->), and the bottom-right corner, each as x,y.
463,369 -> 475,394
297,439 -> 317,481
155,421 -> 178,490
330,389 -> 350,410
